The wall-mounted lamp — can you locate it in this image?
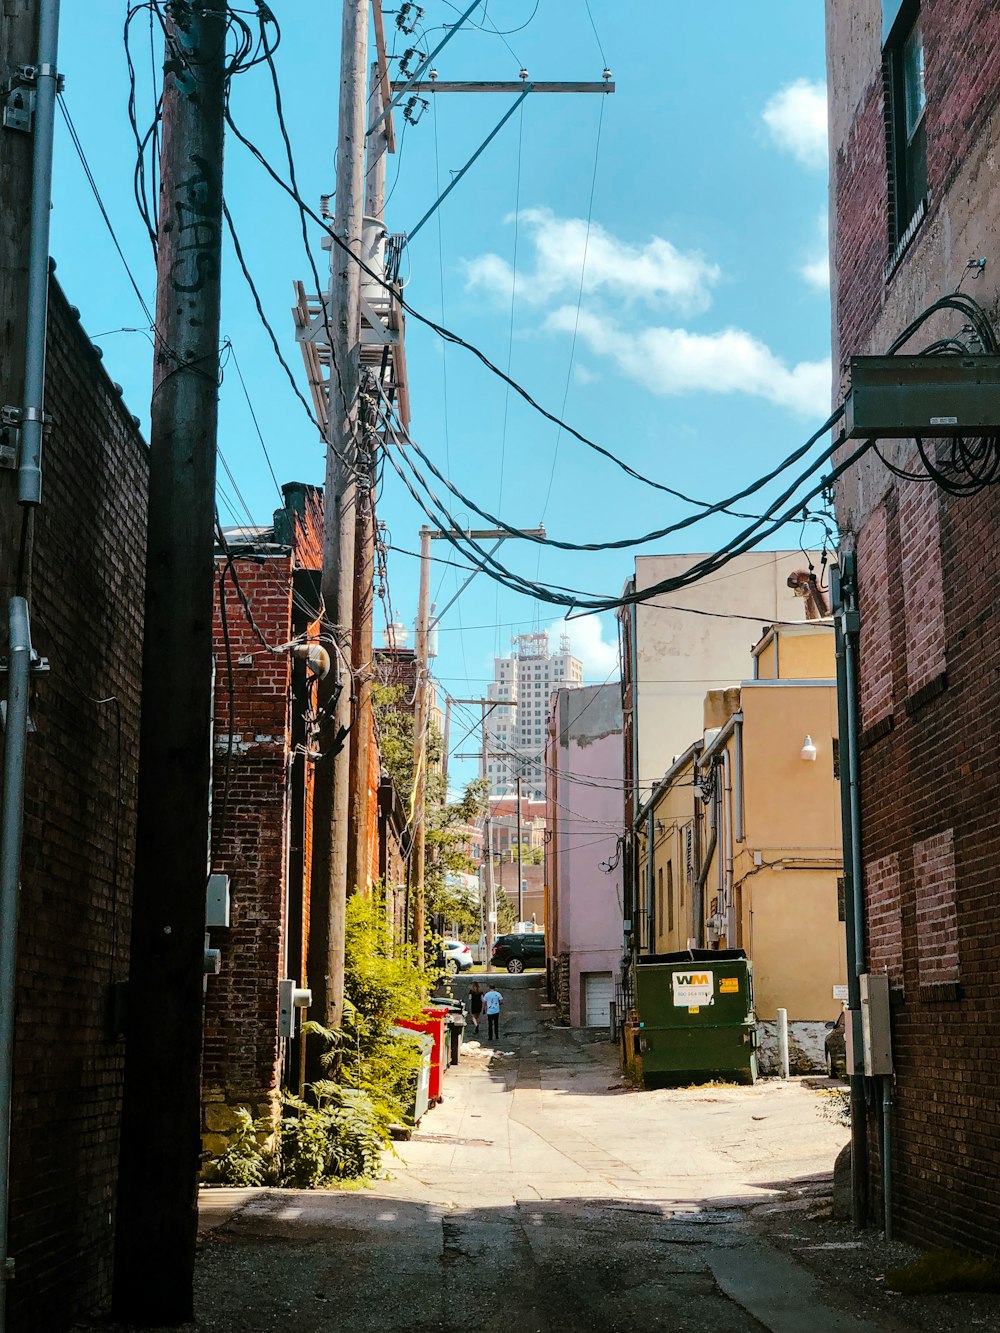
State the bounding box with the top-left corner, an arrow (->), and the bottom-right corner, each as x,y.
800,735 -> 818,762
654,820 -> 666,833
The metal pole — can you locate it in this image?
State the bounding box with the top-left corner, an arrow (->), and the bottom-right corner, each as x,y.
112,4 -> 227,1320
410,525 -> 431,960
0,599 -> 32,1333
313,0 -> 368,1026
776,1008 -> 790,1079
482,709 -> 496,970
832,557 -> 869,1228
16,0 -> 59,508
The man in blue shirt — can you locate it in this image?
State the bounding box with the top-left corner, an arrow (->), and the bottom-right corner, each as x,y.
482,986 -> 503,1041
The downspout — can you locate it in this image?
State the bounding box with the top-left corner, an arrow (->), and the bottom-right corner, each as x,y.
721,748 -> 735,944
832,556 -> 869,1228
0,600 -> 34,1325
693,790 -> 716,949
17,0 -> 61,509
733,719 -> 745,844
645,808 -> 655,954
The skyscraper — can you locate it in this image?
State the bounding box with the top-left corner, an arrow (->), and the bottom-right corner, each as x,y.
485,631 -> 584,799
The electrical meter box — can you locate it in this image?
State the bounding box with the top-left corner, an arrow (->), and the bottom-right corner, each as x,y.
845,355 -> 1000,439
859,972 -> 892,1076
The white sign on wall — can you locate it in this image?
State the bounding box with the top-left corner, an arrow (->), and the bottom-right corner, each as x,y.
672,971 -> 715,1007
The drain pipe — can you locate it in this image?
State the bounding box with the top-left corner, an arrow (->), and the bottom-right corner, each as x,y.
17,0 -> 62,508
693,793 -> 717,948
832,556 -> 869,1228
0,599 -> 34,1328
882,1076 -> 893,1240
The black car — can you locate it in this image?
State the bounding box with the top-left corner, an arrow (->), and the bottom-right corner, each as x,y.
824,1010 -> 846,1078
491,932 -> 545,973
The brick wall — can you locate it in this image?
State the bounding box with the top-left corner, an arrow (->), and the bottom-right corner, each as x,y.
202,550 -> 298,1149
830,0 -> 1000,1252
7,279 -> 148,1331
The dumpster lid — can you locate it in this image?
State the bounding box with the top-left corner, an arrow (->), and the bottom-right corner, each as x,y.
637,948 -> 747,964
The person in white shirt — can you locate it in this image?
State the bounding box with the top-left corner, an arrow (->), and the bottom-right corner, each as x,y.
482,986 -> 503,1041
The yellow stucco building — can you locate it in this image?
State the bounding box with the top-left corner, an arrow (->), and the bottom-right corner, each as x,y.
636,622 -> 847,1071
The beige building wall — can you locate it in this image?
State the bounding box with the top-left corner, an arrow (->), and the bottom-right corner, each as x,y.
633,552 -> 822,807
637,749 -> 699,955
753,622 -> 836,682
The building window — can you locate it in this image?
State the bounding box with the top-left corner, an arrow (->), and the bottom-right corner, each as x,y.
884,1 -> 927,251
832,738 -> 841,781
667,861 -> 674,933
837,876 -> 846,923
657,867 -> 663,937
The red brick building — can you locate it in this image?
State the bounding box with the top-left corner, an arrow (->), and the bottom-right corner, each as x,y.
203,484 -> 324,1145
828,0 -> 1000,1250
5,278 -> 148,1330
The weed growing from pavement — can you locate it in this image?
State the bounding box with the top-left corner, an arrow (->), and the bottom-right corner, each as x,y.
815,1086 -> 850,1126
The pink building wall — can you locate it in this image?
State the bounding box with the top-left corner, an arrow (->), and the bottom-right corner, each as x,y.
546,685 -> 624,1026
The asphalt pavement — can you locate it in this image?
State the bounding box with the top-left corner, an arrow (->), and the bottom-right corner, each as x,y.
78,971 -> 973,1332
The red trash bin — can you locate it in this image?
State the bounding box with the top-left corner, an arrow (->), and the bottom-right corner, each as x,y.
397,1007 -> 449,1103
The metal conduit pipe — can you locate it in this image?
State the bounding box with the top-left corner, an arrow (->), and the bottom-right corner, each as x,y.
882,1076 -> 893,1241
17,0 -> 62,507
733,720 -> 745,843
721,749 -> 734,943
693,796 -> 717,949
0,599 -> 34,1332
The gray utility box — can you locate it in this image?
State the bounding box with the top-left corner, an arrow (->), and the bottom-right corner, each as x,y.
845,355 -> 1000,439
859,972 -> 892,1076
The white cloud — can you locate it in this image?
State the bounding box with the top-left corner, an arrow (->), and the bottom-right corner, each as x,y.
573,363 -> 600,385
762,79 -> 829,169
547,307 -> 830,417
461,207 -> 720,315
547,614 -> 619,679
799,210 -> 830,292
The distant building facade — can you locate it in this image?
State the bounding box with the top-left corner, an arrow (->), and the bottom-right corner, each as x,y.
635,623 -> 846,1072
486,631 -> 583,799
545,684 -> 625,1027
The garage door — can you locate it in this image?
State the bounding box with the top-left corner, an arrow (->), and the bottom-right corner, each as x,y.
583,972 -> 614,1027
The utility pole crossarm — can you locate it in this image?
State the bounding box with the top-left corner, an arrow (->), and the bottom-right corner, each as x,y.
390,81 -> 615,94
424,526 -> 545,540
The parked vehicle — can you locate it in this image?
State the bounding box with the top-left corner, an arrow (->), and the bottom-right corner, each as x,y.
491,932 -> 545,973
824,1010 -> 846,1078
442,939 -> 473,974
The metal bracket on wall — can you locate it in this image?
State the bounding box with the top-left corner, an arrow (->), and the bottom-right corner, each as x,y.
2,63 -> 64,133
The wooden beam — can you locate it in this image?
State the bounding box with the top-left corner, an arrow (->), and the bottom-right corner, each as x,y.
390,80 -> 615,94
372,2 -> 396,153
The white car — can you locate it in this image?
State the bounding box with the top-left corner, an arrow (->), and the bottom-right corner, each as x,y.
442,939 -> 474,973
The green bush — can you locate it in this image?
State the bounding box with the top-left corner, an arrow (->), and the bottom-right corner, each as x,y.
213,1107 -> 274,1187
209,895 -> 430,1189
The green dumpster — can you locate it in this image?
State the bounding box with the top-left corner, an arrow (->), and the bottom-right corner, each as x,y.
632,949 -> 757,1087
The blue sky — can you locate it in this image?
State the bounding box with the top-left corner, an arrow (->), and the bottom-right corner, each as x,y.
50,2 -> 830,795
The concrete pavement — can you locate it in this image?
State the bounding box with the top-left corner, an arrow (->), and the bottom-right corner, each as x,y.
78,972 -> 933,1331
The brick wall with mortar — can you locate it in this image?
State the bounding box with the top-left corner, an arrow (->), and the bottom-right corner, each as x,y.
7,279 -> 147,1331
828,0 -> 1000,1251
203,492 -> 323,1156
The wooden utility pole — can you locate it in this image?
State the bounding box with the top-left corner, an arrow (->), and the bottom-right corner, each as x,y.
345,55 -> 388,899
112,3 -> 227,1323
410,526 -> 542,958
310,0 -> 368,1031
410,524 -> 432,959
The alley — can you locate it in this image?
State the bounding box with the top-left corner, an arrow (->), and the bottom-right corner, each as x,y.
176,977 -> 899,1333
